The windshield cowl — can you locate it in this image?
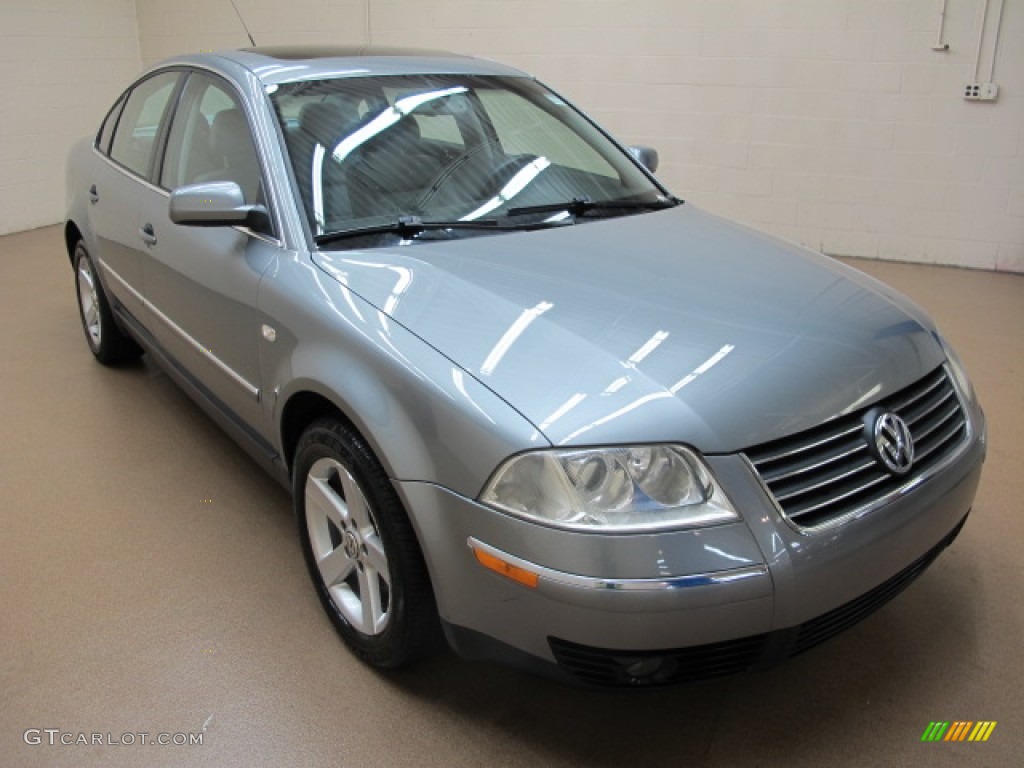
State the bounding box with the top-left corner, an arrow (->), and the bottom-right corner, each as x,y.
313,196 -> 685,249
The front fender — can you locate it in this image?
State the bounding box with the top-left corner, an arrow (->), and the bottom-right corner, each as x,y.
261,253 -> 546,500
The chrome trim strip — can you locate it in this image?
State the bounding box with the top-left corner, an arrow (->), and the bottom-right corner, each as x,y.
910,402 -> 960,440
905,394 -> 956,430
99,260 -> 260,400
99,259 -> 145,303
235,226 -> 281,246
759,442 -> 866,484
93,147 -> 168,196
786,472 -> 888,518
744,365 -> 975,535
913,420 -> 966,462
773,457 -> 876,502
752,423 -> 862,464
467,537 -> 768,592
887,369 -> 945,411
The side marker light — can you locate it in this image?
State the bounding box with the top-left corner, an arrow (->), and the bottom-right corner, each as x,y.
471,545 -> 539,588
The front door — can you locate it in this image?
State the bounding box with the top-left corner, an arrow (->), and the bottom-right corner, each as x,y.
137,71 -> 278,433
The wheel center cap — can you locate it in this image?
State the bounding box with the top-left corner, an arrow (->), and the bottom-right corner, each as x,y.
343,530 -> 360,560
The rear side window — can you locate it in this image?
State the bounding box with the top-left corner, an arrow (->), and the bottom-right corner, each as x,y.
96,96 -> 126,155
109,72 -> 180,178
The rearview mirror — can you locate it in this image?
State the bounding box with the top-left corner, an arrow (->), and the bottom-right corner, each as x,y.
169,181 -> 270,232
627,145 -> 659,174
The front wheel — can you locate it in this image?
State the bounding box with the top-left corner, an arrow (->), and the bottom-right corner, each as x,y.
293,418 -> 441,668
73,241 -> 142,365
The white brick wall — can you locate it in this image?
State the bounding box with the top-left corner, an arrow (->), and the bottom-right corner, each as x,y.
3,0 -> 1022,272
366,0 -> 1023,272
134,0 -> 368,66
0,0 -> 142,236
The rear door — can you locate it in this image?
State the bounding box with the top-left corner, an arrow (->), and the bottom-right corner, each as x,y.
90,71 -> 181,321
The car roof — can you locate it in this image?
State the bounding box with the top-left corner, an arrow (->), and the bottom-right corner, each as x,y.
158,45 -> 529,85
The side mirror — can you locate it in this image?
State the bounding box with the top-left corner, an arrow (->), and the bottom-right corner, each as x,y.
169,181 -> 270,232
627,145 -> 659,174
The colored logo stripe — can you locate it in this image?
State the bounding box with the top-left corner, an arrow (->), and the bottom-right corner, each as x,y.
968,722 -> 997,742
921,721 -> 996,742
945,721 -> 973,741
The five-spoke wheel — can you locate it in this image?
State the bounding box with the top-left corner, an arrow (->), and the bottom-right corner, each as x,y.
294,418 -> 440,668
305,457 -> 392,636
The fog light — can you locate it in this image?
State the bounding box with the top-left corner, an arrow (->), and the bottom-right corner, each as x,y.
624,657 -> 663,679
622,655 -> 678,685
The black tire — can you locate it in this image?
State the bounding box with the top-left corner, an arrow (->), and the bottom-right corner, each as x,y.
293,418 -> 441,668
73,241 -> 142,365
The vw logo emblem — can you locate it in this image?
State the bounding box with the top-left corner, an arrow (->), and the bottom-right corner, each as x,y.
873,412 -> 914,475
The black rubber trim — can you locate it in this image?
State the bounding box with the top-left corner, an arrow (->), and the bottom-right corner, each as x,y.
112,301 -> 290,489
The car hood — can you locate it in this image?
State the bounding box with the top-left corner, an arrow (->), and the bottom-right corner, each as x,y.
312,205 -> 944,453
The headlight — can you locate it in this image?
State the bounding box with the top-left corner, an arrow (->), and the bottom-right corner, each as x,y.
938,334 -> 976,402
479,445 -> 739,531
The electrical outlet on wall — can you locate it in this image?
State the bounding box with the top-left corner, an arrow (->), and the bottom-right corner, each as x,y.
963,82 -> 999,101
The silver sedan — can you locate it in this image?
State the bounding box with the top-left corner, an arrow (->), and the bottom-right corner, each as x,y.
65,46 -> 985,686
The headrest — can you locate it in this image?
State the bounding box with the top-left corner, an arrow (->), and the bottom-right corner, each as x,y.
377,115 -> 421,146
299,101 -> 358,143
210,108 -> 248,154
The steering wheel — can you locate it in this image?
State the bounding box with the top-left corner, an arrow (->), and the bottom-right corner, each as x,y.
415,138 -> 508,207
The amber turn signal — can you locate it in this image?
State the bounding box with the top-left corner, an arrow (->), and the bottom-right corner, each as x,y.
471,545 -> 539,588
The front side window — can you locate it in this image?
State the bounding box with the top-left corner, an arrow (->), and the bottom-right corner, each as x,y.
161,73 -> 265,209
109,71 -> 179,178
270,74 -> 672,246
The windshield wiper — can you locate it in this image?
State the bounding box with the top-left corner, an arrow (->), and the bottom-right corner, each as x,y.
315,215 -> 501,246
506,196 -> 680,218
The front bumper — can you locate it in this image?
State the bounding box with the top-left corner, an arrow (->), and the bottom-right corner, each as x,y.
395,409 -> 985,686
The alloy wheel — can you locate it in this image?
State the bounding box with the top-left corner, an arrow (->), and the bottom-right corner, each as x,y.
304,457 -> 392,635
76,256 -> 102,349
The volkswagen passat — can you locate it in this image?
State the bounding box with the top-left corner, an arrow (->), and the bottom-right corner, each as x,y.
65,47 -> 985,686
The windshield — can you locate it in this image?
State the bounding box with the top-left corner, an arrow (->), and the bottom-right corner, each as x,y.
269,74 -> 671,244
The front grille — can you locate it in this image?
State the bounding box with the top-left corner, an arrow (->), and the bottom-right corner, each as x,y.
548,634 -> 769,687
744,366 -> 968,529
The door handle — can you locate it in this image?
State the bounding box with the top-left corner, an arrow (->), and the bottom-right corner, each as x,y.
88,184 -> 99,204
139,223 -> 158,246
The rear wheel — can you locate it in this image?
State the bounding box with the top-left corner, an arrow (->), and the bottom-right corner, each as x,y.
73,241 -> 142,365
293,418 -> 441,668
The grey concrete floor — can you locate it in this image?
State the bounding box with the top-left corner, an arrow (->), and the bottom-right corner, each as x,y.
2,225 -> 1022,767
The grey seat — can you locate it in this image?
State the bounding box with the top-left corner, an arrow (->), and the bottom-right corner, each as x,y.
287,101 -> 360,231
343,115 -> 444,219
